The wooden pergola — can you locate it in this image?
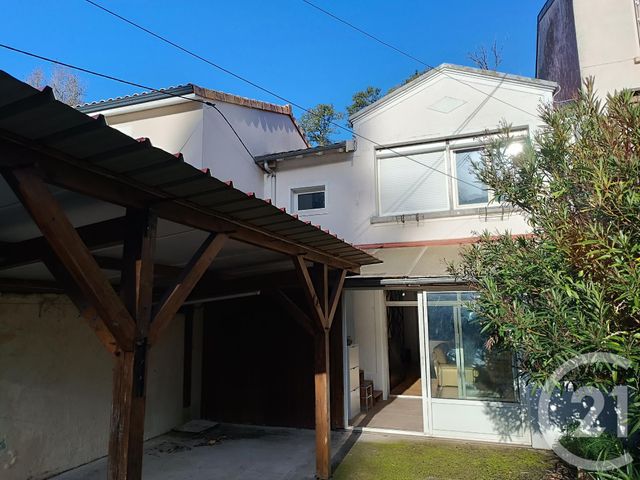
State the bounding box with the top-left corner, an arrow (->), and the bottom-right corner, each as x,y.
0,71 -> 379,479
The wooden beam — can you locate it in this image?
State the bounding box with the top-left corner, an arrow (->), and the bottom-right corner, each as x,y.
268,289 -> 319,336
314,330 -> 332,480
0,140 -> 360,272
2,167 -> 136,351
41,248 -> 119,354
108,208 -> 156,480
313,263 -> 329,322
94,255 -> 181,279
292,256 -> 326,330
119,209 -> 157,338
0,216 -> 127,271
326,270 -> 347,329
149,233 -> 227,345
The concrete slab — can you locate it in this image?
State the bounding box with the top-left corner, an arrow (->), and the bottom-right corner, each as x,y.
52,424 -> 356,480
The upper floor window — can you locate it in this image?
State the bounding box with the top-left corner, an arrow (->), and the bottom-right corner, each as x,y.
292,185 -> 326,214
454,149 -> 489,207
376,132 -> 525,218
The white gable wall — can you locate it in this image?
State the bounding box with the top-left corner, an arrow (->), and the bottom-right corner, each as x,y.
269,67 -> 555,247
99,98 -> 307,198
202,102 -> 307,195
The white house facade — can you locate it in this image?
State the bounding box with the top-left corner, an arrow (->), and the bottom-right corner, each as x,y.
257,64 -> 557,445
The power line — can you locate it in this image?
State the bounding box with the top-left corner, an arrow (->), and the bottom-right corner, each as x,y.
300,0 -> 541,118
0,43 -> 256,161
81,0 -> 485,191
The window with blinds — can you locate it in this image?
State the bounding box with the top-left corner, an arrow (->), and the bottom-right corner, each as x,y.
378,150 -> 450,216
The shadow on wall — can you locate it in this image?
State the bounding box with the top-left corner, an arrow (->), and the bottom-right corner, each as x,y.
481,400 -> 530,443
483,384 -> 623,447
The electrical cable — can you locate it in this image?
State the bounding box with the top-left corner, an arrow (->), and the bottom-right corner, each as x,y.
0,43 -> 256,161
80,0 -> 490,190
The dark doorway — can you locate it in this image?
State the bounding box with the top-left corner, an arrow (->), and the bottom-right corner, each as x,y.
386,291 -> 422,396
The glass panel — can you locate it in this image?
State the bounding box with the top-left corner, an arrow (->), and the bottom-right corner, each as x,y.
426,292 -> 458,303
297,191 -> 325,210
461,306 -> 517,401
426,292 -> 517,402
386,290 -> 418,302
455,149 -> 489,206
427,303 -> 459,399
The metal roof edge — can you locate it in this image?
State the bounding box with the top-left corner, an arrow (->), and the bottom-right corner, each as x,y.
344,275 -> 463,288
254,140 -> 355,164
77,85 -> 196,114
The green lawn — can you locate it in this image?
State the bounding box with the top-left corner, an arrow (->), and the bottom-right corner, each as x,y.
333,438 -> 556,480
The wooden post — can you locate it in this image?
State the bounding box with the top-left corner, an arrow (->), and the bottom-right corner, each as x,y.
315,329 -> 332,480
108,208 -> 156,480
292,258 -> 347,480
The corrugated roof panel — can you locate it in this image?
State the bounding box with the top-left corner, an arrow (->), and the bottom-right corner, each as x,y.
0,70 -> 381,268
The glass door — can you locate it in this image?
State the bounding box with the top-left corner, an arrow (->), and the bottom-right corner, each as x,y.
423,291 -> 517,402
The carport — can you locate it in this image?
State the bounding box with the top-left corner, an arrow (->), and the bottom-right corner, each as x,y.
0,71 -> 379,479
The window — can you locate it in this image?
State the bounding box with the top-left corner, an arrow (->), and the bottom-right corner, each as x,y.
427,292 -> 517,402
454,149 -> 489,207
292,185 -> 326,213
376,132 -> 527,217
378,150 -> 450,216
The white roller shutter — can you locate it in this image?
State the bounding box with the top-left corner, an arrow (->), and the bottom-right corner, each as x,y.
378,150 -> 450,216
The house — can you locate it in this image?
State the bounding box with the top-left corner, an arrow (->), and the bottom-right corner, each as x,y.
536,0 -> 640,100
0,72 -> 377,480
256,64 -> 557,445
78,83 -> 308,195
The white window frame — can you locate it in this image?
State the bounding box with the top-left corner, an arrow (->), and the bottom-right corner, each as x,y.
375,144 -> 450,217
291,185 -> 327,215
450,145 -> 492,210
375,131 -> 528,217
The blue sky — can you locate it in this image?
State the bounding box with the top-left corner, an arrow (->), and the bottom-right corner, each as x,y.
1,1 -> 546,127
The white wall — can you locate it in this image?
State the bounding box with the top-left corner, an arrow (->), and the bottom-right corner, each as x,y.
0,294 -> 186,480
574,0 -> 640,96
104,99 -> 307,198
202,102 -> 306,195
346,290 -> 389,399
106,102 -> 205,169
269,67 -> 553,248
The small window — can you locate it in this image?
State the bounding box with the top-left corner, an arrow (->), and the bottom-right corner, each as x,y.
292,186 -> 326,213
454,149 -> 489,207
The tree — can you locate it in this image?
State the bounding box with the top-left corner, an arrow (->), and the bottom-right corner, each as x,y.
346,86 -> 382,117
387,68 -> 429,94
26,66 -> 85,106
299,103 -> 344,146
468,40 -> 503,71
449,80 -> 639,477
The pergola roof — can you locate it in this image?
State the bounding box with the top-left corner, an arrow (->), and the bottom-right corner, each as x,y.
0,70 -> 379,281
0,70 -> 369,480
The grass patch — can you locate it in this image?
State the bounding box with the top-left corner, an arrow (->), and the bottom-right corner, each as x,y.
333,438 -> 555,480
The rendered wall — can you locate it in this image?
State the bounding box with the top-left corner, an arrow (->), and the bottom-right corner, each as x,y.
345,290 -> 389,400
202,102 -> 306,196
0,294 -> 186,480
104,99 -> 307,198
537,0 -> 640,98
573,0 -> 640,96
269,69 -> 553,248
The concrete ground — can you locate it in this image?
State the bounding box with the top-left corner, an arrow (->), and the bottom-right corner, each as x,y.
52,424 -> 356,480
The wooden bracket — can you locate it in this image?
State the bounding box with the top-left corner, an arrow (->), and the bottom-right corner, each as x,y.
2,166 -> 136,351
148,233 -> 227,345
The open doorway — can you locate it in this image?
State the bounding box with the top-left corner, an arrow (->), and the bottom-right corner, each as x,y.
386,291 -> 422,396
